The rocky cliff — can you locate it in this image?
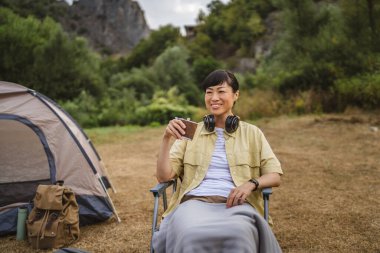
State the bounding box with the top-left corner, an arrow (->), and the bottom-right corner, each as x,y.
235,11 -> 281,73
60,0 -> 151,55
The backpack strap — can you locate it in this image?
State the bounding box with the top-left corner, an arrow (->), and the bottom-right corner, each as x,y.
36,210 -> 49,249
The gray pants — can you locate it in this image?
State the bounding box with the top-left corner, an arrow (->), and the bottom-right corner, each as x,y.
152,200 -> 282,253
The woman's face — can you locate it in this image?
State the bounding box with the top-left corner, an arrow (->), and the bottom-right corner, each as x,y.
204,82 -> 239,118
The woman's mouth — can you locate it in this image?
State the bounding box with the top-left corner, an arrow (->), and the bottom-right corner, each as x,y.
211,104 -> 221,109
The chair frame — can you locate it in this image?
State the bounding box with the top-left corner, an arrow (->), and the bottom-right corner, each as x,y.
149,180 -> 272,253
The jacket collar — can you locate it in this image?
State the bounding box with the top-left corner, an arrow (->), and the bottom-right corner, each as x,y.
199,122 -> 237,138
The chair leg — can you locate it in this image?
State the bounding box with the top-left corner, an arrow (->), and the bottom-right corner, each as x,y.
150,195 -> 160,253
152,196 -> 159,235
163,191 -> 168,211
150,181 -> 176,253
262,187 -> 272,222
264,194 -> 269,221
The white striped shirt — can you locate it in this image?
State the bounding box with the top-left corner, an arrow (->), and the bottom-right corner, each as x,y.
187,127 -> 235,197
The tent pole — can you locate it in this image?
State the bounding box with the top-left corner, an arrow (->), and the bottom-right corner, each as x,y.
99,161 -> 117,194
96,173 -> 121,223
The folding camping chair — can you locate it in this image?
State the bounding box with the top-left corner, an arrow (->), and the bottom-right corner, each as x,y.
149,180 -> 273,253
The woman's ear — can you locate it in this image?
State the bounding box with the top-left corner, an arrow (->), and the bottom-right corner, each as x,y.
234,90 -> 240,101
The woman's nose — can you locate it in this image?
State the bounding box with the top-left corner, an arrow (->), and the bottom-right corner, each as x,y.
211,92 -> 219,101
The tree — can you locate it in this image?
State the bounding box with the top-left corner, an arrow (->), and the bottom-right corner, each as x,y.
339,0 -> 380,52
120,25 -> 181,70
110,67 -> 156,101
150,46 -> 202,105
0,0 -> 68,21
0,8 -> 103,100
265,1 -> 357,91
192,56 -> 223,85
193,0 -> 270,57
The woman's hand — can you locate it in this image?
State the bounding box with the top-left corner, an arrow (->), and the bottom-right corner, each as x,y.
226,173 -> 281,208
164,118 -> 186,140
226,182 -> 255,208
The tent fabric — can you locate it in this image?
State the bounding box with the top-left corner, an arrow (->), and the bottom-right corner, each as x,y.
0,81 -> 117,235
0,115 -> 55,183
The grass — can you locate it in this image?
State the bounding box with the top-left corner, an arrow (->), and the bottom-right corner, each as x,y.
85,125 -> 153,144
1,113 -> 379,252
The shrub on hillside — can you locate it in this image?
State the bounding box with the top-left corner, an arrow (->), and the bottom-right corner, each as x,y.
335,73 -> 380,109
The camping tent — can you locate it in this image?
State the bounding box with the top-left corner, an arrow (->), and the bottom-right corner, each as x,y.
0,81 -> 120,235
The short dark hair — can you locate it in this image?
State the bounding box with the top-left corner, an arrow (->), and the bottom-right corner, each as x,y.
201,69 -> 239,93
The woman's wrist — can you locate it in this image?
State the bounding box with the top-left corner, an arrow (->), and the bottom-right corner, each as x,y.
248,178 -> 260,191
163,131 -> 173,140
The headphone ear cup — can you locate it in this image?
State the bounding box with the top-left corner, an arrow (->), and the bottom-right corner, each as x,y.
225,115 -> 239,133
203,115 -> 215,132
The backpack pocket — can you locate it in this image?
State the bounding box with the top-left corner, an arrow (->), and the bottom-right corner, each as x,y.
27,210 -> 65,249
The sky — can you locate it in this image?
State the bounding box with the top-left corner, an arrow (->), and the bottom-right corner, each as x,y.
63,0 -> 230,34
136,0 -> 230,34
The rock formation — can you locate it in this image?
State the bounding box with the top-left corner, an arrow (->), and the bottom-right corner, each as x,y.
60,0 -> 151,55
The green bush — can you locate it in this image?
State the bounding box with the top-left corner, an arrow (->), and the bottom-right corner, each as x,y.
335,73 -> 380,109
61,88 -> 140,127
133,87 -> 196,125
278,62 -> 338,92
97,88 -> 139,126
110,67 -> 156,101
134,103 -> 194,126
60,91 -> 100,128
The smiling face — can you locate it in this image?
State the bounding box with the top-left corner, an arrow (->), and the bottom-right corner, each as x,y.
205,82 -> 239,121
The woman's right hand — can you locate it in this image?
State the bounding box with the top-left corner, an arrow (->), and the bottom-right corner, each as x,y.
157,118 -> 185,182
164,118 -> 186,140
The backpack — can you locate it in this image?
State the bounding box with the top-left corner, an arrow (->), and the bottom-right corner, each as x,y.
26,183 -> 80,249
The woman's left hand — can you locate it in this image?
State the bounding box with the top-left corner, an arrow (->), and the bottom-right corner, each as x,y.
226,182 -> 255,208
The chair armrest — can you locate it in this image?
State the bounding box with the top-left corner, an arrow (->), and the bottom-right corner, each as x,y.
262,187 -> 272,197
150,180 -> 176,197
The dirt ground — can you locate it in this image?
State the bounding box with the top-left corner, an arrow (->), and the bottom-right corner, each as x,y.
1,114 -> 379,253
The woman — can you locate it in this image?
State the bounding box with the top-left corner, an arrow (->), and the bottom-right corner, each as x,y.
153,69 -> 283,253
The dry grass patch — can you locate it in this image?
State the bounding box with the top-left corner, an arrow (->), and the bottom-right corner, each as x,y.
1,114 -> 379,252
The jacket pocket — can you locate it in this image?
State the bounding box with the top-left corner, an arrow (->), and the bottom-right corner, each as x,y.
234,151 -> 261,178
182,152 -> 203,185
183,151 -> 202,166
235,151 -> 260,167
